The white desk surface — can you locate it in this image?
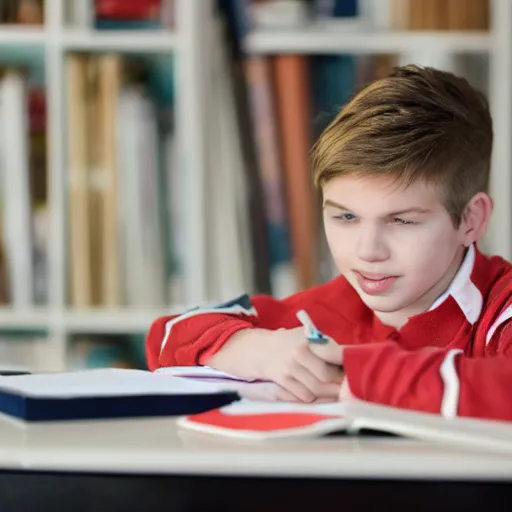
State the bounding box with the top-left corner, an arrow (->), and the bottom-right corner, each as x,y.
0,413 -> 512,481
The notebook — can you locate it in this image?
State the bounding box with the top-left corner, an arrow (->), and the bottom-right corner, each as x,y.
178,398 -> 512,454
156,366 -> 283,401
0,368 -> 239,422
178,399 -> 349,440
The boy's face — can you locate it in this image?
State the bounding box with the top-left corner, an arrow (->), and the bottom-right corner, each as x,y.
322,174 -> 467,328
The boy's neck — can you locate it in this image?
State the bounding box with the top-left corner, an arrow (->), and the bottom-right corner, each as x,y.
374,245 -> 469,330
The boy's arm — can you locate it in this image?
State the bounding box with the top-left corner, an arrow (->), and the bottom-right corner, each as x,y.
340,317 -> 512,422
145,291 -> 343,402
145,293 -> 289,370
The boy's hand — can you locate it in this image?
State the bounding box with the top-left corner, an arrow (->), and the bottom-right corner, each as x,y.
207,327 -> 344,403
306,335 -> 344,366
260,327 -> 344,402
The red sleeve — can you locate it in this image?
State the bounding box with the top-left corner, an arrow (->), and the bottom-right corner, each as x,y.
145,294 -> 290,371
343,321 -> 512,422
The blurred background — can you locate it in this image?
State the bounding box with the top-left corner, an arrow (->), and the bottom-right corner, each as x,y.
0,0 -> 509,373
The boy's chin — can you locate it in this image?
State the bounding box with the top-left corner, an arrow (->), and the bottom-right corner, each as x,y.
357,293 -> 407,314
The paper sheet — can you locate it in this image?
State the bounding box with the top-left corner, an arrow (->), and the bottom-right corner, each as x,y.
219,399 -> 345,416
0,368 -> 230,398
156,366 -> 267,382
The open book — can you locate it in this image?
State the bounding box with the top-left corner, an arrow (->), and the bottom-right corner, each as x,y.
178,398 -> 512,453
165,366 -> 512,454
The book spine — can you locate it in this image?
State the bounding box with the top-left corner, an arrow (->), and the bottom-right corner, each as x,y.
95,0 -> 161,19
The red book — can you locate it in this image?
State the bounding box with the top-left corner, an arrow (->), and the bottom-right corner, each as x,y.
178,401 -> 348,440
95,0 -> 161,20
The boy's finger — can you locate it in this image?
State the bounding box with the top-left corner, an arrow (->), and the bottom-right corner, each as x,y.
295,309 -> 344,365
297,346 -> 343,382
276,375 -> 316,403
308,340 -> 344,365
292,361 -> 341,397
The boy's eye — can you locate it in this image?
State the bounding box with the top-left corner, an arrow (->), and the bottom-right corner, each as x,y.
334,213 -> 356,222
330,213 -> 416,225
392,217 -> 414,225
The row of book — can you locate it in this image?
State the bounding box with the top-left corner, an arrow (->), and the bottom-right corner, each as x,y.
66,20 -> 257,307
0,40 -> 250,312
223,0 -> 490,297
396,0 -> 490,30
0,0 -> 43,25
0,69 -> 47,308
0,0 -> 492,312
66,53 -> 176,309
0,0 -> 175,29
66,0 -> 175,29
0,0 -> 491,31
0,57 -> 176,311
92,0 -> 175,30
245,0 -> 490,31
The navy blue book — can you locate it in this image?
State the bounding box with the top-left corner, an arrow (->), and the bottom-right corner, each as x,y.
0,368 -> 239,422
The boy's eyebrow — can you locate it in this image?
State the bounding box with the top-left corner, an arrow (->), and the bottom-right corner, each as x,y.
322,199 -> 431,216
323,199 -> 350,210
388,207 -> 432,216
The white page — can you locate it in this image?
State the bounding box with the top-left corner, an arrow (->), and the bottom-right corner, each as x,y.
155,367 -> 303,401
0,368 -> 232,399
219,399 -> 346,416
347,399 -> 512,454
155,366 -> 266,383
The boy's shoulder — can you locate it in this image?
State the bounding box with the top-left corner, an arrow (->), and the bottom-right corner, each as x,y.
472,249 -> 511,337
475,249 -> 511,301
486,256 -> 511,307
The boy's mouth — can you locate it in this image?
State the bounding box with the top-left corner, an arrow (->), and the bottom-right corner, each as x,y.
354,271 -> 399,295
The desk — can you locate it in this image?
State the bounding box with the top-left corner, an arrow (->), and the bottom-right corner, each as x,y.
0,413 -> 512,511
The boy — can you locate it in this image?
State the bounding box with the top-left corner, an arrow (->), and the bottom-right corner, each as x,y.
146,65 -> 512,422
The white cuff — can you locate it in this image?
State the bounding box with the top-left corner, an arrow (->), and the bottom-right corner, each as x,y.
439,349 -> 463,419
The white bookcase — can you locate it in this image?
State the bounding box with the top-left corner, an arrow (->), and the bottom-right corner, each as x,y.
0,0 -> 509,372
0,0 -> 215,371
244,0 -> 512,265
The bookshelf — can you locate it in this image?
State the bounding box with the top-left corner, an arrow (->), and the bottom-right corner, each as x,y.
61,30 -> 178,52
0,0 -> 509,372
245,28 -> 493,54
243,0 -> 512,266
0,0 -> 214,371
0,26 -> 45,44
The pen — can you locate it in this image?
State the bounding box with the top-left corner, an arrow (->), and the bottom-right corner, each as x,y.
296,309 -> 332,344
296,309 -> 345,371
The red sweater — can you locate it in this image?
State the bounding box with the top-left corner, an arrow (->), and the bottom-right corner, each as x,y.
146,245 -> 512,422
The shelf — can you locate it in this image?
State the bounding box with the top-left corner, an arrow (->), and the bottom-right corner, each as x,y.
244,28 -> 493,55
63,307 -> 184,334
61,29 -> 177,53
0,308 -> 50,330
0,27 -> 45,46
0,307 -> 184,334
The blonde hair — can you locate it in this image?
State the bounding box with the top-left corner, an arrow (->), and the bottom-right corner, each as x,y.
311,64 -> 493,226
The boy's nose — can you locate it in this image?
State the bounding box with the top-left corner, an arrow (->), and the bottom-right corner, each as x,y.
356,227 -> 390,263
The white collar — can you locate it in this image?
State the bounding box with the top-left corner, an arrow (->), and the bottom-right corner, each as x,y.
428,244 -> 483,324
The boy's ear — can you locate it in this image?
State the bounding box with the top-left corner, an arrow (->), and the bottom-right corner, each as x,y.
460,192 -> 494,246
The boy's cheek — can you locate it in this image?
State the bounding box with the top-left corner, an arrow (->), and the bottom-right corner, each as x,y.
325,236 -> 351,271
